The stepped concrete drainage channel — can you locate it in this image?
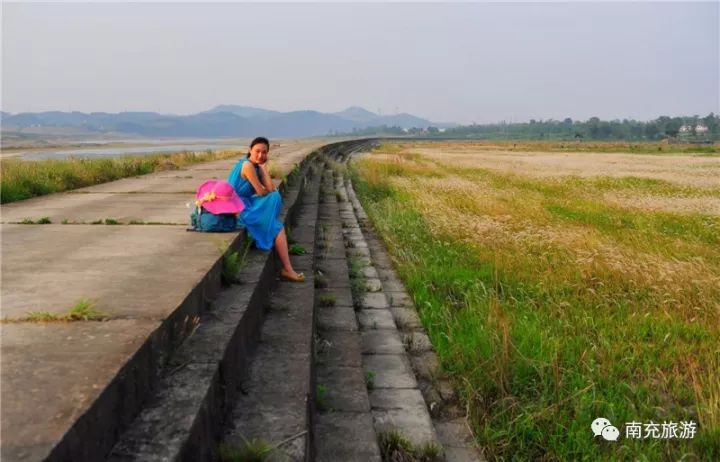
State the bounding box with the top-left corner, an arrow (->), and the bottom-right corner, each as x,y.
310,149 -> 483,462
8,140 -> 484,462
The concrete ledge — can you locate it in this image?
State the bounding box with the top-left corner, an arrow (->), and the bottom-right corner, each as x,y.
221,163 -> 326,462
1,140 -> 375,462
106,150 -> 325,461
72,161 -> 313,462
105,140 -> 369,461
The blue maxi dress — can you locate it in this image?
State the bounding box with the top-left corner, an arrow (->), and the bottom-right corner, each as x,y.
227,158 -> 283,250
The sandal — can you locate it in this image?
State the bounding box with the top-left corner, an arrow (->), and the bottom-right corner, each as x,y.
280,269 -> 305,282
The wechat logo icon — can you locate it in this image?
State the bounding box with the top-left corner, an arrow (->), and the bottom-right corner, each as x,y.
592,417 -> 620,441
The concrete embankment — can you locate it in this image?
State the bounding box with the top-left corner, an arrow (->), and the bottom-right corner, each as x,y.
1,137 -> 484,461
0,138 -> 345,461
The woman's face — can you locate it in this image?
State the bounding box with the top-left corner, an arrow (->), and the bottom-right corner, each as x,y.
249,143 -> 269,164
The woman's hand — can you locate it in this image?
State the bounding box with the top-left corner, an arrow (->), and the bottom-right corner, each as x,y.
257,152 -> 269,166
242,160 -> 270,196
258,163 -> 276,193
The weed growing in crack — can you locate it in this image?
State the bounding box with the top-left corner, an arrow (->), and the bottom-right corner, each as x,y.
218,439 -> 273,462
316,384 -> 329,411
378,429 -> 443,462
365,370 -> 376,390
318,294 -> 337,307
289,244 -> 307,255
10,298 -> 106,323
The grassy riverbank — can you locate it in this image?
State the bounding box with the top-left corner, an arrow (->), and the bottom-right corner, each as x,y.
1,150 -> 240,203
352,142 -> 720,460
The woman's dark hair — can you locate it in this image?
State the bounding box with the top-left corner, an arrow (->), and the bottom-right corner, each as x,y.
247,136 -> 270,159
250,136 -> 270,150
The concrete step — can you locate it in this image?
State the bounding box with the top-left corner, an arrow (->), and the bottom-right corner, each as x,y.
213,143 -> 377,462
313,164 -> 382,462
217,168 -> 320,462
340,163 -> 485,461
106,156 -> 322,461
333,174 -> 440,454
0,139 -> 378,462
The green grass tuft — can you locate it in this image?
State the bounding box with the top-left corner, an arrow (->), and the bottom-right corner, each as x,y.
16,298 -> 106,323
217,440 -> 273,462
365,370 -> 376,390
318,294 -> 336,307
23,311 -> 59,322
289,244 -> 307,255
17,217 -> 52,224
378,429 -> 442,462
316,384 -> 328,411
215,238 -> 252,285
348,256 -> 367,310
222,250 -> 241,285
64,298 -> 105,320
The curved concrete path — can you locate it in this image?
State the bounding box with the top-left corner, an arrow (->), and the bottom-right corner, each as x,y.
0,139 -> 329,461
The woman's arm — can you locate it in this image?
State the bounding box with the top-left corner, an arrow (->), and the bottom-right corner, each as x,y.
241,161 -> 270,196
258,164 -> 276,192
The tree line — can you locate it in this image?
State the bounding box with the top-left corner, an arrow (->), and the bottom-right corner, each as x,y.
340,113 -> 720,141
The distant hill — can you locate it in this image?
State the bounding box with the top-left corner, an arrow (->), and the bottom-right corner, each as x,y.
200,105 -> 281,120
332,106 -> 379,123
1,106 -> 452,138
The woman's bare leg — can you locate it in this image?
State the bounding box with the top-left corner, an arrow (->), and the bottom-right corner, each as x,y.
274,228 -> 301,276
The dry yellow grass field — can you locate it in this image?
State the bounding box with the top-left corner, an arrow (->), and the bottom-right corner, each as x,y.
352,140 -> 719,460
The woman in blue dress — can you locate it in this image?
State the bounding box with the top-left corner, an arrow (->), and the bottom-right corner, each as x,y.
228,137 -> 305,282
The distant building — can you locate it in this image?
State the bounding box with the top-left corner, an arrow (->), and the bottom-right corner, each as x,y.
680,124 -> 709,133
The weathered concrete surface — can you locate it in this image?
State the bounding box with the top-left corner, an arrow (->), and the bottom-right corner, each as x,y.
361,330 -> 405,355
335,168 -> 442,452
316,330 -> 363,368
369,389 -> 438,447
316,366 -> 370,413
362,353 -> 417,389
107,278 -> 267,462
315,412 -> 381,462
312,167 -> 381,462
390,307 -> 422,330
343,170 -> 485,461
1,224 -> 230,318
109,157 -> 326,462
0,139 -> 326,461
362,292 -> 390,310
317,306 -> 358,332
365,278 -> 384,292
357,309 -> 396,330
221,172 -> 320,462
0,320 -> 156,461
2,193 -> 202,224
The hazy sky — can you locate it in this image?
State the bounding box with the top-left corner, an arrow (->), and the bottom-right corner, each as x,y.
2,1 -> 718,124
